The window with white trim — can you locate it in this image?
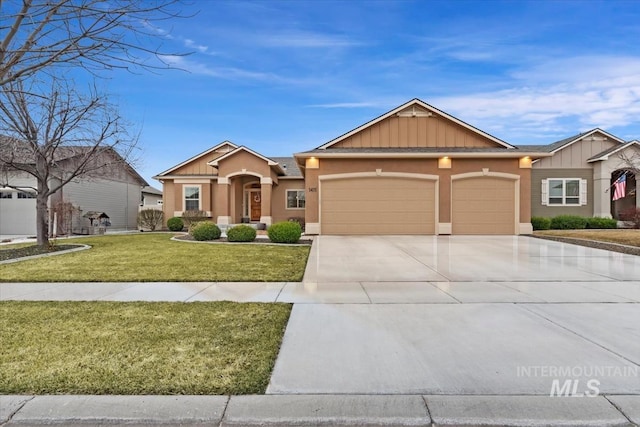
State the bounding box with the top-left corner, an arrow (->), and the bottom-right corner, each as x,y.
286,190 -> 305,209
184,186 -> 200,211
541,179 -> 587,206
17,191 -> 36,199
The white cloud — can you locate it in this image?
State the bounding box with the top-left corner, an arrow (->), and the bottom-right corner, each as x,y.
260,31 -> 362,48
432,56 -> 640,141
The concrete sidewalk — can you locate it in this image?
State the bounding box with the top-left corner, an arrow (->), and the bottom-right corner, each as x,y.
2,394 -> 639,426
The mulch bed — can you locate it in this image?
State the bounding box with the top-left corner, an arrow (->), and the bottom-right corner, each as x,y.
530,235 -> 640,257
0,245 -> 83,262
173,234 -> 312,245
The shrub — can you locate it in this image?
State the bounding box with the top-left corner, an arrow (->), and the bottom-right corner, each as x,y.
226,225 -> 257,242
550,215 -> 588,230
288,216 -> 305,232
531,216 -> 551,231
619,207 -> 640,229
586,217 -> 618,229
267,221 -> 302,244
190,221 -> 221,241
182,210 -> 208,227
137,209 -> 164,231
167,216 -> 184,232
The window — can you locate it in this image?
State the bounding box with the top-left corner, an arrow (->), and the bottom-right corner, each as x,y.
541,179 -> 586,206
184,186 -> 200,211
0,191 -> 12,199
286,190 -> 305,209
17,191 -> 36,199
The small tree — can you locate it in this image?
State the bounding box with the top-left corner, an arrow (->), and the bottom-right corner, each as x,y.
0,77 -> 138,247
137,209 -> 164,232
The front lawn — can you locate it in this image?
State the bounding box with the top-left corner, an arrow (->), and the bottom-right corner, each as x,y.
534,229 -> 640,247
0,234 -> 310,282
0,301 -> 291,394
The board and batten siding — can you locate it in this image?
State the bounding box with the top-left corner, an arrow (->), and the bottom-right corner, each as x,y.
531,169 -> 593,218
533,135 -> 617,169
333,114 -> 498,149
62,179 -> 142,230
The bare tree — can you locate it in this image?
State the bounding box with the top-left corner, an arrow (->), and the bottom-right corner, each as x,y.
0,77 -> 138,246
0,0 -> 187,87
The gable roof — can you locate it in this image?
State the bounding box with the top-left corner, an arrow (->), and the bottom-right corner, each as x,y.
142,185 -> 162,196
587,140 -> 640,162
155,141 -> 237,177
208,146 -> 286,175
271,157 -> 302,177
317,98 -> 515,150
537,128 -> 626,154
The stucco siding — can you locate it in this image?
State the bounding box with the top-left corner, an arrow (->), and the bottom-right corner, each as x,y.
272,180 -> 305,223
304,157 -> 529,226
531,169 -> 593,217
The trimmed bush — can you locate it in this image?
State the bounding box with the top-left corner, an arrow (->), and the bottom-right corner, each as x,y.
267,221 -> 302,244
550,215 -> 588,230
226,225 -> 257,242
182,210 -> 208,227
190,222 -> 221,241
586,217 -> 618,229
288,216 -> 305,232
167,216 -> 184,232
531,216 -> 551,231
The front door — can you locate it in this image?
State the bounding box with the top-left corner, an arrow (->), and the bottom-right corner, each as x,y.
250,190 -> 261,221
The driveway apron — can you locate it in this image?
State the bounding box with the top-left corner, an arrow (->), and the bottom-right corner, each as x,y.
268,235 -> 640,395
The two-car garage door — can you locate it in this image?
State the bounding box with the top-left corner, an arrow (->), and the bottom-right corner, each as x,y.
320,176 -> 436,235
319,174 -> 518,235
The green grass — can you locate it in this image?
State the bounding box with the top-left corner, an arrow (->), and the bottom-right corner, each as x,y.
535,229 -> 640,247
0,233 -> 310,282
0,301 -> 291,394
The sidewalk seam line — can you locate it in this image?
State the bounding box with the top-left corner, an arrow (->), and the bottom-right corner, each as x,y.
518,305 -> 640,368
359,282 -> 373,304
603,394 -> 636,426
183,282 -> 216,302
274,282 -> 287,303
217,395 -> 231,427
2,395 -> 35,426
421,395 -> 434,426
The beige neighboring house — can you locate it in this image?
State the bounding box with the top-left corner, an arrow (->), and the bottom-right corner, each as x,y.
157,99 -> 550,235
527,129 -> 640,220
140,186 -> 163,209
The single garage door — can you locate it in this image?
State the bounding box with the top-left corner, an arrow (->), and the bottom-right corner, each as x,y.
320,176 -> 436,235
452,176 -> 516,235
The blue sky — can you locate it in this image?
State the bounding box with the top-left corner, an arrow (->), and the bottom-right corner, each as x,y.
102,0 -> 640,186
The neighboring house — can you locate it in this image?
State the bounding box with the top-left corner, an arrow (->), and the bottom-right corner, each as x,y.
157,99 -> 549,235
526,129 -> 640,220
0,148 -> 148,236
141,186 -> 163,209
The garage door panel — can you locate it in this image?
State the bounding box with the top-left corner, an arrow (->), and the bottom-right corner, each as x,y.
321,177 -> 435,235
452,177 -> 516,235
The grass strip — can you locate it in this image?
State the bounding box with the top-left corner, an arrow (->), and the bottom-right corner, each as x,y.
0,301 -> 291,395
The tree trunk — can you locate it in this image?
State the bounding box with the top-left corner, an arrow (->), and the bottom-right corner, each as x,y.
36,182 -> 49,247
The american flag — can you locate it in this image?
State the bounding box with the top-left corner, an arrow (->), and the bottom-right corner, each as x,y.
612,174 -> 627,201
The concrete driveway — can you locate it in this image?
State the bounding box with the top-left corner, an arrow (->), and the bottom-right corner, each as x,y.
268,235 -> 640,396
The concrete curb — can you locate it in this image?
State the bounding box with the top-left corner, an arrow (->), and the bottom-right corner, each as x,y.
0,244 -> 91,265
2,394 -> 638,426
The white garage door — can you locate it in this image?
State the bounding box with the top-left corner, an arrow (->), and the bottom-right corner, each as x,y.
320,176 -> 436,235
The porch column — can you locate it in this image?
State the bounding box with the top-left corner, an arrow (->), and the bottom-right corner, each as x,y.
216,177 -> 231,224
260,177 -> 272,226
593,162 -> 612,218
